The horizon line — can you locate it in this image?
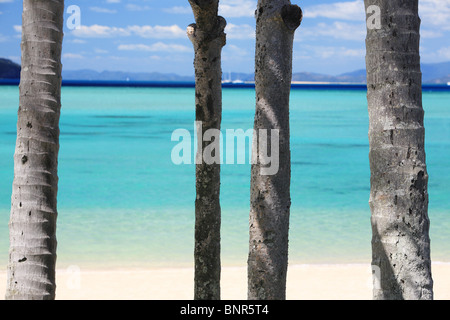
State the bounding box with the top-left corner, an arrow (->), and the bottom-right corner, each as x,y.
0,79 -> 449,90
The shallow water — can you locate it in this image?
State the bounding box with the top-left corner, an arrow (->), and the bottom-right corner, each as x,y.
0,85 -> 449,268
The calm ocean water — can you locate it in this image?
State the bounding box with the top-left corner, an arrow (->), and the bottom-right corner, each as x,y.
0,85 -> 449,268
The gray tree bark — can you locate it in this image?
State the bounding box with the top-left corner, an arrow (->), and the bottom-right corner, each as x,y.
6,0 -> 64,300
248,0 -> 302,300
187,0 -> 226,300
365,0 -> 433,300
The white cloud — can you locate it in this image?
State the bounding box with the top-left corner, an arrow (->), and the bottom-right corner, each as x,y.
224,44 -> 249,57
437,46 -> 450,60
118,42 -> 191,53
0,0 -> 14,3
90,7 -> 117,14
72,25 -> 130,38
419,0 -> 450,29
106,0 -> 120,3
225,23 -> 255,40
421,29 -> 443,39
94,48 -> 108,54
70,39 -> 86,44
423,45 -> 450,61
296,45 -> 365,60
127,25 -> 185,39
63,53 -> 84,59
13,25 -> 22,33
341,48 -> 366,57
304,0 -> 365,21
300,0 -> 450,35
219,0 -> 256,18
72,24 -> 185,39
126,4 -> 151,11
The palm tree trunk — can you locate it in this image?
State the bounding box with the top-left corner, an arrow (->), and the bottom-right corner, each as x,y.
187,0 -> 226,300
5,0 -> 64,300
365,0 -> 433,300
248,0 -> 302,300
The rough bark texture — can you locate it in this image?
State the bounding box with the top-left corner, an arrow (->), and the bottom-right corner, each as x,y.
248,0 -> 302,300
5,0 -> 64,300
365,0 -> 433,300
188,0 -> 226,300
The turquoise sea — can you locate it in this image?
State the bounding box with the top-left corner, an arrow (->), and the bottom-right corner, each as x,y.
0,85 -> 449,269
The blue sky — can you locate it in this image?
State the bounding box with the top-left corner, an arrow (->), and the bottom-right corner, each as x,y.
0,0 -> 449,76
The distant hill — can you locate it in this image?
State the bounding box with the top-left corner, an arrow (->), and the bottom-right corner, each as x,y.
226,63 -> 450,84
292,72 -> 339,83
62,69 -> 194,82
422,61 -> 450,84
1,57 -> 449,84
0,58 -> 20,79
430,75 -> 450,84
290,69 -> 367,83
292,63 -> 450,84
334,69 -> 367,83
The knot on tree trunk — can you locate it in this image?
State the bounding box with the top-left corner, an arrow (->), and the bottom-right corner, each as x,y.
187,16 -> 227,48
188,0 -> 224,36
281,4 -> 303,31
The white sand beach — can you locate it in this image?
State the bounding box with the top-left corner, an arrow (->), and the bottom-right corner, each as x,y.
1,263 -> 449,300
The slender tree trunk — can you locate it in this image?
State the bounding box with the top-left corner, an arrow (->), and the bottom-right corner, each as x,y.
187,0 -> 226,300
5,0 -> 64,300
365,0 -> 433,300
248,0 -> 302,300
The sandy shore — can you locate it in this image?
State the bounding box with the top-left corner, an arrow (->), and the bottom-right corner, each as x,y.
1,263 -> 449,300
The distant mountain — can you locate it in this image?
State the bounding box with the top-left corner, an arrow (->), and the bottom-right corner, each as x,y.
338,62 -> 450,84
225,64 -> 450,84
222,72 -> 254,82
334,69 -> 367,83
430,75 -> 450,84
62,69 -> 194,82
223,71 -> 347,83
317,62 -> 450,84
292,72 -> 339,83
0,58 -> 20,79
290,69 -> 367,83
291,63 -> 450,84
422,61 -> 450,84
1,57 -> 449,84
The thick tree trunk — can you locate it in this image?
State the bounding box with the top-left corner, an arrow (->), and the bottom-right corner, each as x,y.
365,0 -> 433,300
248,0 -> 302,300
187,0 -> 226,300
5,0 -> 64,300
